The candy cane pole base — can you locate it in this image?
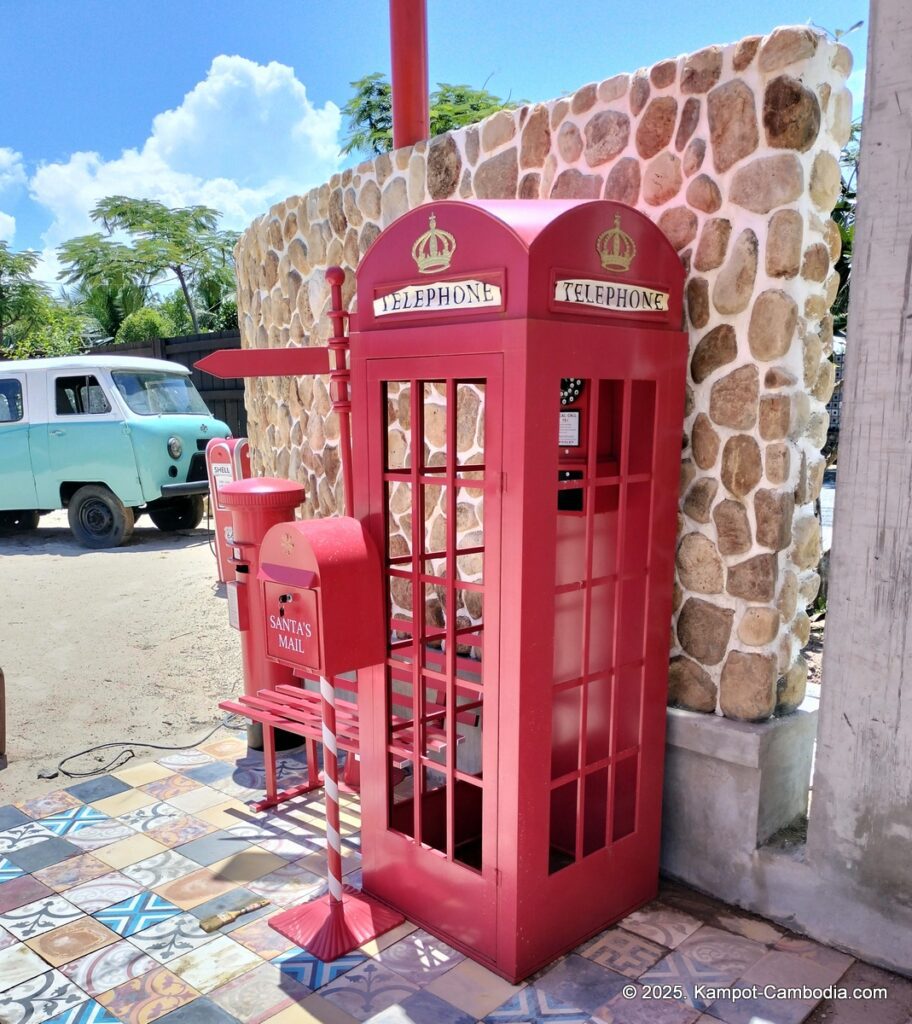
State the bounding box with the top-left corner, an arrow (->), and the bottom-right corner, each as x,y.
269,884 -> 405,961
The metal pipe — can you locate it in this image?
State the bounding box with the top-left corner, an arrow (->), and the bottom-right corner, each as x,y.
389,0 -> 429,149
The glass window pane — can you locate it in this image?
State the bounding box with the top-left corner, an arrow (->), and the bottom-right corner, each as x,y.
585,675 -> 612,766
548,781 -> 578,874
583,767 -> 609,857
422,381 -> 447,470
588,583 -> 616,677
456,382 -> 485,466
613,756 -> 638,841
551,684 -> 582,780
554,590 -> 585,683
386,381 -> 411,469
627,380 -> 656,474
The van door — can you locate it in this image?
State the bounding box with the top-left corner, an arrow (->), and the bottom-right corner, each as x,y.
44,371 -> 143,505
0,374 -> 39,510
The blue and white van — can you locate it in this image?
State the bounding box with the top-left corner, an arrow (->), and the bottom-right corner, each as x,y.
0,355 -> 230,547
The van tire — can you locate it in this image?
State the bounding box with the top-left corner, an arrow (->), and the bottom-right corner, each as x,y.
149,495 -> 205,532
0,510 -> 40,531
68,486 -> 134,548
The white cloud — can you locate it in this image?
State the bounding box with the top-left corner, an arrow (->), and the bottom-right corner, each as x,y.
0,211 -> 15,242
28,56 -> 342,281
0,148 -> 26,193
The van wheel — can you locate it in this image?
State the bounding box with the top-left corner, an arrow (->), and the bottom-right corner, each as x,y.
68,486 -> 134,548
149,495 -> 205,532
0,510 -> 40,531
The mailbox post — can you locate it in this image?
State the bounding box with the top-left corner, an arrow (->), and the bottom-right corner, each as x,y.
350,199 -> 688,982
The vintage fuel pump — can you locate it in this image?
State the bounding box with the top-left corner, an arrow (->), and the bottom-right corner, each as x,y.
348,199 -> 688,982
206,437 -> 251,584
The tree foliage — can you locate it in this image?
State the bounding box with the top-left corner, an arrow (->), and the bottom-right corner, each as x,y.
341,73 -> 517,156
58,197 -> 239,334
830,120 -> 860,336
115,307 -> 175,345
0,243 -> 46,347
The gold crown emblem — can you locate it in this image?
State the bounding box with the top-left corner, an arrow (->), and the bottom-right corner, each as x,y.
411,214 -> 456,274
596,215 -> 636,273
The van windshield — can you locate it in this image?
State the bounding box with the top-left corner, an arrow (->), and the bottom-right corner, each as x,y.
112,371 -> 211,416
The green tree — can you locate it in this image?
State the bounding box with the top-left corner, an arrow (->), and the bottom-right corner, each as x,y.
831,119 -> 860,336
58,197 -> 238,334
73,278 -> 147,341
0,243 -> 46,349
341,73 -> 518,156
115,307 -> 175,345
6,294 -> 88,359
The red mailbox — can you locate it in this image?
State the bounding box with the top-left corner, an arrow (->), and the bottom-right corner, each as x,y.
350,199 -> 687,981
206,437 -> 252,584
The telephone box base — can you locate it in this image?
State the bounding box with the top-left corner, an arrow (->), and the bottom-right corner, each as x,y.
269,887 -> 405,961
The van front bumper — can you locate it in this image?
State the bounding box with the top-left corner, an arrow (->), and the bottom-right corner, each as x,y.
160,481 -> 210,498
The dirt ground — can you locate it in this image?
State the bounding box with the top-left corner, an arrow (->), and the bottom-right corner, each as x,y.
0,510 -> 243,805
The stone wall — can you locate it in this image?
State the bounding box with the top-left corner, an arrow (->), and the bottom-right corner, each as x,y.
234,26 -> 852,721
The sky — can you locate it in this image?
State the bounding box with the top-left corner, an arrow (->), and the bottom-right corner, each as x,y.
0,0 -> 867,287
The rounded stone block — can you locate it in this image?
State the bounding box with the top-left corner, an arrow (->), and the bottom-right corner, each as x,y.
710,366 -> 759,429
730,154 -> 803,214
763,76 -> 821,152
642,152 -> 683,206
677,533 -> 724,594
668,656 -> 717,712
755,488 -> 795,551
721,435 -> 762,498
727,554 -> 778,601
675,98 -> 701,152
558,122 -> 583,162
584,110 -> 630,166
604,158 -> 641,205
738,607 -> 781,647
712,229 -> 759,314
810,151 -> 842,211
481,109 -> 516,151
758,26 -> 818,73
551,169 -> 602,199
707,80 -> 759,174
686,278 -> 710,329
694,218 -> 732,272
427,135 -> 462,199
692,413 -> 720,470
733,35 -> 762,71
792,513 -> 822,570
683,138 -> 706,177
691,324 -> 737,384
630,73 -> 650,116
686,174 -> 722,214
520,104 -> 551,169
650,58 -> 678,89
720,650 -> 777,721
776,655 -> 808,714
681,46 -> 723,94
683,477 -> 719,524
766,209 -> 803,278
677,597 -> 734,665
474,150 -> 519,198
636,97 -> 678,159
658,207 -> 698,251
713,499 -> 752,556
748,290 -> 799,360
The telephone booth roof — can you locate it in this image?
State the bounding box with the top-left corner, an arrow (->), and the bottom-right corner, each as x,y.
354,199 -> 685,333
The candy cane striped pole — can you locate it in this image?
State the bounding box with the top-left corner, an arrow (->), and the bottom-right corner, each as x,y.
319,675 -> 344,904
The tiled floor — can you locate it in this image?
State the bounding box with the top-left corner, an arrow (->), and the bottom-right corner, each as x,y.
0,736 -> 908,1024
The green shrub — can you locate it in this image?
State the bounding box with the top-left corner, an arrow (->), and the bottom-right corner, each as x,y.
115,307 -> 175,344
214,299 -> 238,331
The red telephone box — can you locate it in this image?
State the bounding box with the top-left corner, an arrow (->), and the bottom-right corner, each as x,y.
350,199 -> 687,982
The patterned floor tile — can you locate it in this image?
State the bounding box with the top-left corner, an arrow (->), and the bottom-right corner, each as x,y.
0,876 -> 55,915
144,816 -> 217,849
620,902 -> 704,950
167,933 -> 261,994
295,845 -> 361,879
111,762 -> 174,787
174,831 -> 254,867
591,985 -> 699,1024
157,751 -> 217,772
0,942 -> 50,992
121,851 -> 201,889
375,928 -> 464,984
773,934 -> 855,982
59,937 -> 157,996
0,925 -> 17,949
273,948 -> 367,990
127,911 -> 218,965
805,960 -> 912,1024
483,985 -> 588,1023
90,791 -> 157,818
95,892 -> 182,937
245,834 -> 319,863
66,821 -> 138,853
0,895 -> 84,940
246,863 -> 323,907
153,867 -> 239,911
64,777 -> 131,805
0,969 -> 87,1024
25,916 -> 120,967
0,856 -> 28,882
0,821 -> 58,854
358,923 -> 418,958
198,738 -> 247,760
45,998 -> 122,1023
364,989 -> 476,1024
65,872 -> 145,914
425,957 -> 523,1019
580,927 -> 669,979
639,926 -> 767,1011
320,961 -> 421,1022
209,960 -> 311,1023
154,996 -> 240,1022
33,855 -> 112,893
264,992 -> 360,1023
96,964 -> 200,1023
195,801 -> 265,832
182,763 -> 236,787
0,806 -> 32,832
534,955 -> 628,1014
5,839 -> 84,874
36,807 -> 110,838
140,776 -> 202,802
187,887 -> 272,934
94,836 -> 168,871
119,803 -> 185,835
15,793 -> 84,820
207,849 -> 288,888
161,787 -> 227,816
230,916 -> 296,960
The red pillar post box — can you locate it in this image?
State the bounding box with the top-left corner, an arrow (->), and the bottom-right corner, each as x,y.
350,199 -> 688,982
206,437 -> 252,584
220,478 -> 306,750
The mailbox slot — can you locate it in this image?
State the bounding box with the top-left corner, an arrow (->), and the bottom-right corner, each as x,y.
263,581 -> 321,671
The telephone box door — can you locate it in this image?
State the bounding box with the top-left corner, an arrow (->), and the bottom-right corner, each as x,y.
360,353 -> 503,960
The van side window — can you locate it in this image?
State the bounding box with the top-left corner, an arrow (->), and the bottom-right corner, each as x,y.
55,375 -> 111,415
0,379 -> 23,422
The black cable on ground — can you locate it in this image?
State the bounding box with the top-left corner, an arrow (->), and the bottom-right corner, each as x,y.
39,712 -> 248,780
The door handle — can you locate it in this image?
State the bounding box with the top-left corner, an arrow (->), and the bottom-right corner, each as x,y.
50,429 -> 65,436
